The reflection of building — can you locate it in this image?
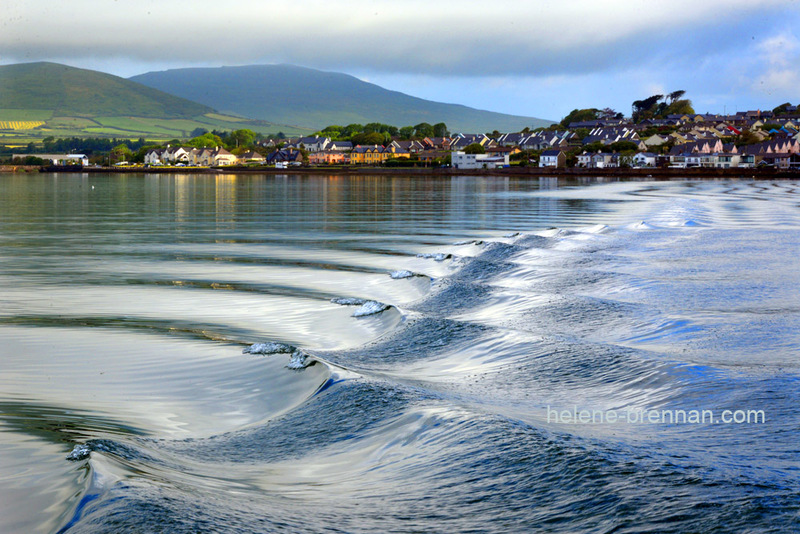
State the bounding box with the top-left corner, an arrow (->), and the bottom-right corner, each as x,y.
450,151 -> 508,169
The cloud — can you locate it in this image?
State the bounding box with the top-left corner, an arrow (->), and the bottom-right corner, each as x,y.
1,0 -> 796,78
751,33 -> 800,96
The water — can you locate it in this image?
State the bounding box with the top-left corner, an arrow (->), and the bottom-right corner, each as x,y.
0,173 -> 798,533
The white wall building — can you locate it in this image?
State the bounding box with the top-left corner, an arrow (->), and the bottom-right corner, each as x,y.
451,151 -> 509,169
20,154 -> 89,166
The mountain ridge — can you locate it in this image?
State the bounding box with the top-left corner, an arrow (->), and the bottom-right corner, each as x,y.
0,62 -> 212,118
130,64 -> 553,133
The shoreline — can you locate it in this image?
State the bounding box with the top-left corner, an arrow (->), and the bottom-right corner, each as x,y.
3,164 -> 800,179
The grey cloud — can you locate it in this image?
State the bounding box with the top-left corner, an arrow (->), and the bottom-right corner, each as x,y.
0,0 -> 796,78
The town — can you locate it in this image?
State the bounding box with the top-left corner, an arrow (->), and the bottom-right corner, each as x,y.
13,99 -> 800,172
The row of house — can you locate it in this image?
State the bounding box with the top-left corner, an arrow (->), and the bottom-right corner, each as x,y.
538,137 -> 800,169
144,146 -> 241,166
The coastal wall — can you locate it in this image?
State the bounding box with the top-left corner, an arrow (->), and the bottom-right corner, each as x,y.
64,165 -> 800,179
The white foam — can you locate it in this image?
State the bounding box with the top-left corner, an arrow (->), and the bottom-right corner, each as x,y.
352,300 -> 390,317
331,297 -> 367,306
287,349 -> 313,370
243,342 -> 295,355
581,224 -> 611,234
536,228 -> 565,238
390,270 -> 415,279
417,253 -> 452,261
66,444 -> 91,461
628,221 -> 657,231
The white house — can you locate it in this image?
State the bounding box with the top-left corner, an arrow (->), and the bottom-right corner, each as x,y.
288,136 -> 330,152
539,149 -> 565,168
576,152 -> 592,167
144,149 -> 164,165
632,152 -> 657,167
591,153 -> 617,168
451,151 -> 509,169
21,154 -> 89,166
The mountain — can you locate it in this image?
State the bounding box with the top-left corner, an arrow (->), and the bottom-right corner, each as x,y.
0,62 -> 212,118
130,64 -> 553,133
0,62 -> 314,139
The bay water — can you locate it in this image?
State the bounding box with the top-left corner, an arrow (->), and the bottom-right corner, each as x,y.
0,173 -> 798,533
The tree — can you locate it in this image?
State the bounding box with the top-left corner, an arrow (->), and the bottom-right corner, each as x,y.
414,122 -> 434,138
351,132 -> 385,145
188,132 -> 224,148
582,141 -> 607,153
463,143 -> 485,154
225,129 -> 256,148
342,124 -> 364,138
667,90 -> 686,104
663,99 -> 695,116
632,94 -> 669,122
609,140 -> 639,152
599,107 -> 622,120
110,143 -> 133,164
399,126 -> 415,140
773,102 -> 793,115
433,122 -> 449,137
190,127 -> 208,138
574,128 -> 590,141
560,108 -> 600,128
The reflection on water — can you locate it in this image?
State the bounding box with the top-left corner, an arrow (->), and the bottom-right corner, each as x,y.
1,174 -> 799,533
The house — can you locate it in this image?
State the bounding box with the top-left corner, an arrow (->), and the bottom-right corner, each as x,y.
539,149 -> 566,168
422,137 -> 452,150
237,150 -> 265,165
632,152 -> 657,167
144,149 -> 165,165
591,153 -> 617,168
308,151 -> 347,165
286,136 -> 330,152
209,147 -> 237,166
644,134 -> 670,148
350,145 -> 391,165
486,146 -> 520,158
21,153 -> 89,166
716,153 -> 741,168
449,134 -> 491,150
266,148 -> 303,165
389,140 -> 424,154
418,150 -> 451,164
163,146 -> 192,163
576,152 -> 593,167
328,140 -> 354,152
496,132 -> 528,147
451,151 -> 509,169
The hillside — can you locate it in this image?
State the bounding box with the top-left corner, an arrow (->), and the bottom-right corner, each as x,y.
0,62 -> 212,118
130,64 -> 553,133
0,63 -> 313,141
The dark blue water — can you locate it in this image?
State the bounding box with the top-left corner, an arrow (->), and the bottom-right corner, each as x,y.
0,174 -> 798,533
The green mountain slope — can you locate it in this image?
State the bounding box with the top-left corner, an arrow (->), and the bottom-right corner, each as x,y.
0,62 -> 212,118
130,64 -> 553,132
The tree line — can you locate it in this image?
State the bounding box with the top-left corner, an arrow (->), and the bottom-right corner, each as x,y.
314,122 -> 450,144
558,90 -> 695,127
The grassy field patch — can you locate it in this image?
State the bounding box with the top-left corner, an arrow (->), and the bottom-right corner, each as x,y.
0,109 -> 54,121
205,112 -> 246,122
0,121 -> 46,130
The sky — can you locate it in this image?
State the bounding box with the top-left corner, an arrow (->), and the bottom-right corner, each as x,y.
2,0 -> 799,123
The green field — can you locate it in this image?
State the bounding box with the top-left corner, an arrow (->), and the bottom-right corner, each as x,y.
0,112 -> 313,144
0,109 -> 53,121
